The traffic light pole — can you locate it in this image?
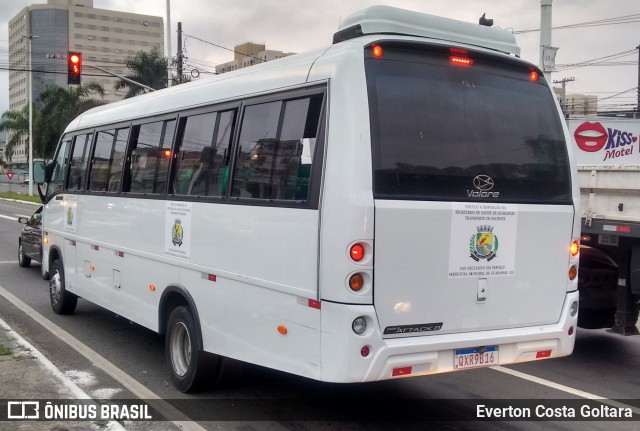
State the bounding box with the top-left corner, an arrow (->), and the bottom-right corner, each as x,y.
85,64 -> 156,93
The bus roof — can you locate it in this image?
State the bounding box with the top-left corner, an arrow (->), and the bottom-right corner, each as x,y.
333,5 -> 519,56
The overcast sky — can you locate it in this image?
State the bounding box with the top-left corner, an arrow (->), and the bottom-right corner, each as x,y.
1,0 -> 639,116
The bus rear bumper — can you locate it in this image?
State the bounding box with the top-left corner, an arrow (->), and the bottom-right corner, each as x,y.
319,290 -> 578,382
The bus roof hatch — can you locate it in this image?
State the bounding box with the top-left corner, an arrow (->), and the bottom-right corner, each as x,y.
333,5 -> 520,57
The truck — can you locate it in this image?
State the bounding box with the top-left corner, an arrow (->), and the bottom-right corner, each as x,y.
567,116 -> 640,334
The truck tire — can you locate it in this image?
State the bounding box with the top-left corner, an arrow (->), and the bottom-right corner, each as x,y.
49,258 -> 78,315
165,305 -> 221,392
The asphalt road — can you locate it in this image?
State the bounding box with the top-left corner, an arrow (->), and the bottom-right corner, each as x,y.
0,198 -> 638,430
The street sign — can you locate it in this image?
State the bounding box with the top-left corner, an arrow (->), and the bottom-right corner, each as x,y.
6,172 -> 14,180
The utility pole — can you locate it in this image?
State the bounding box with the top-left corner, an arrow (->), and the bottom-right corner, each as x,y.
540,0 -> 558,81
553,77 -> 575,115
166,0 -> 172,87
177,22 -> 183,84
636,44 -> 640,119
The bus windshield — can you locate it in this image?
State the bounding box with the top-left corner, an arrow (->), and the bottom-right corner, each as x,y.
366,43 -> 572,204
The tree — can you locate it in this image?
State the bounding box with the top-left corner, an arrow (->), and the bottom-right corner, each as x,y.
36,82 -> 106,159
115,48 -> 169,98
0,104 -> 33,164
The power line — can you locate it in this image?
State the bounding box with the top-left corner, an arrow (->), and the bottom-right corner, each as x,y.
514,13 -> 640,34
183,34 -> 266,65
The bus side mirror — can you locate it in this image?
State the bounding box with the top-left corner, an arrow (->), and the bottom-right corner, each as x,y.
33,161 -> 46,184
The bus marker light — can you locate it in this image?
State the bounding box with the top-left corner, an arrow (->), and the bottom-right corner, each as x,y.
529,71 -> 539,82
372,45 -> 383,58
208,274 -> 217,282
91,244 -> 99,251
43,237 -> 49,245
149,284 -> 156,292
568,326 -> 574,336
308,299 -> 321,309
278,325 -> 288,335
392,366 -> 412,377
118,251 -> 124,257
349,273 -> 364,291
361,346 -> 370,357
350,244 -> 365,262
536,350 -> 552,359
90,264 -> 95,271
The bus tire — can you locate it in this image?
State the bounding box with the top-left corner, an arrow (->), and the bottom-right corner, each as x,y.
49,258 -> 78,315
166,305 -> 219,392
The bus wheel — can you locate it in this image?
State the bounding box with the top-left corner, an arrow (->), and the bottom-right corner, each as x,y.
165,305 -> 219,392
49,259 -> 78,315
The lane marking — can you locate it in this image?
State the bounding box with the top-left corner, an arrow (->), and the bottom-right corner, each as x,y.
491,365 -> 640,414
0,316 -> 125,431
0,284 -> 206,431
0,214 -> 18,221
0,261 -> 18,264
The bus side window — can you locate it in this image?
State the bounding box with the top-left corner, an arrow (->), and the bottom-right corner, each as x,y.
67,133 -> 93,191
174,109 -> 236,198
231,94 -> 322,202
126,119 -> 176,194
174,111 -> 217,196
88,127 -> 129,192
48,137 -> 72,196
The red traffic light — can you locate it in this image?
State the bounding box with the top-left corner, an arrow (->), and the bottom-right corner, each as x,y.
68,51 -> 82,85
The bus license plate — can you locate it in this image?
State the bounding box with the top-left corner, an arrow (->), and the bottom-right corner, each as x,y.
454,346 -> 498,370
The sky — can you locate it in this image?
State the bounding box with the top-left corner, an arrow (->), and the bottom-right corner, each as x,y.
1,0 -> 639,116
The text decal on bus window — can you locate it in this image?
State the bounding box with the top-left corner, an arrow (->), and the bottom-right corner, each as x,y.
164,202 -> 192,260
448,203 -> 518,278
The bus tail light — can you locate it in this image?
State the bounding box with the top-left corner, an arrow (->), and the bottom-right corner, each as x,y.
450,56 -> 473,66
568,265 -> 578,281
352,317 -> 367,335
350,243 -> 365,262
349,273 -> 365,291
570,240 -> 579,257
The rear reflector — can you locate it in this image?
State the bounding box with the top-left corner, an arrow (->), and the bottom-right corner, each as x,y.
308,299 -> 321,309
536,350 -> 552,359
392,366 -> 412,377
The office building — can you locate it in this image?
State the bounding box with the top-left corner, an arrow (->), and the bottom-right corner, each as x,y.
7,0 -> 164,167
215,42 -> 295,74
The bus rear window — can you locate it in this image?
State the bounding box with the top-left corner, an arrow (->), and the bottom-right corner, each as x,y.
366,45 -> 572,204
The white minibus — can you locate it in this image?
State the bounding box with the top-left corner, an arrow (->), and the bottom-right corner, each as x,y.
35,6 -> 580,392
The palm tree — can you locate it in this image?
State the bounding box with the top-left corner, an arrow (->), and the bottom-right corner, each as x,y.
36,82 -> 106,159
0,105 -> 32,164
115,48 -> 169,98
